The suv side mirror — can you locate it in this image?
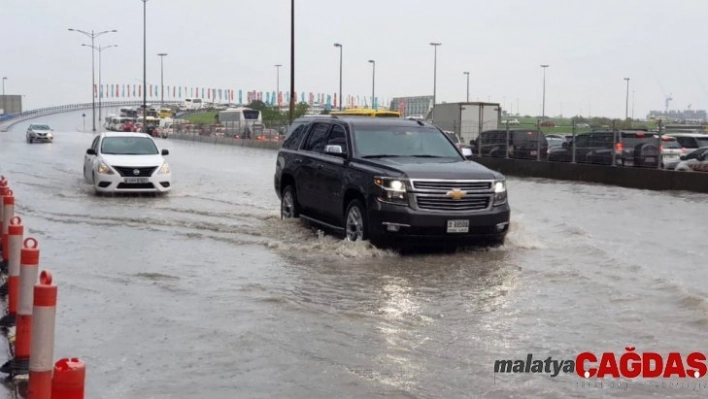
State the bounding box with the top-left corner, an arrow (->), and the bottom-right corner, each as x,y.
325,144 -> 345,156
461,147 -> 473,158
86,148 -> 96,155
161,149 -> 169,156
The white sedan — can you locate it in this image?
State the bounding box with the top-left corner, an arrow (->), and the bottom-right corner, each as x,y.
83,132 -> 172,194
675,147 -> 708,172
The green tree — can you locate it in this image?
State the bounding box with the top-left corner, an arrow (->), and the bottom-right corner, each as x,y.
294,102 -> 310,118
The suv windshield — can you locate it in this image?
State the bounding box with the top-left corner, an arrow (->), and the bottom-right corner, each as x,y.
353,125 -> 462,159
101,137 -> 159,155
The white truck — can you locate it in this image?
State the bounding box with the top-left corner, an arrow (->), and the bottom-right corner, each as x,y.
431,102 -> 501,145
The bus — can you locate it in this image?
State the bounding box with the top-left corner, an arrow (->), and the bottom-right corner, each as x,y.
159,107 -> 174,119
120,107 -> 138,118
329,108 -> 401,118
182,98 -> 203,110
218,107 -> 264,138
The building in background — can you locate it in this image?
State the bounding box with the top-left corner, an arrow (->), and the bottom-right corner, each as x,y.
389,95 -> 433,119
647,108 -> 707,123
0,95 -> 23,114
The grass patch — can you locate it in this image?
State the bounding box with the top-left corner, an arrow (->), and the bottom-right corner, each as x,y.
184,111 -> 218,124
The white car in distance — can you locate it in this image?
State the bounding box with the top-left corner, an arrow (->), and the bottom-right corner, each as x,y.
83,132 -> 171,195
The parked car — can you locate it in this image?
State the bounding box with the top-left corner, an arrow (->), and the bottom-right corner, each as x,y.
274,116 -> 510,247
548,131 -> 663,167
83,132 -> 171,195
665,133 -> 708,155
443,130 -> 469,151
471,129 -> 548,159
26,124 -> 53,143
675,146 -> 708,172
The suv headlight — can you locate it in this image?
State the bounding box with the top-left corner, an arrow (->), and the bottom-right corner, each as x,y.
97,162 -> 114,175
158,162 -> 170,174
374,177 -> 409,206
493,180 -> 507,206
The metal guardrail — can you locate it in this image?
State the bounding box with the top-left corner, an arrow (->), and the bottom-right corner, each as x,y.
0,101 -> 182,131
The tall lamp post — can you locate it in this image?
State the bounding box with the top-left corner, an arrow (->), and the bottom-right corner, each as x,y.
1,77 -> 6,115
430,42 -> 441,121
540,64 -> 549,119
275,64 -> 282,107
624,77 -> 630,120
68,28 -> 118,131
83,44 -> 117,126
158,53 -> 168,107
141,0 -> 149,132
334,43 -> 343,110
289,0 -> 295,124
463,71 -> 470,102
368,60 -> 375,109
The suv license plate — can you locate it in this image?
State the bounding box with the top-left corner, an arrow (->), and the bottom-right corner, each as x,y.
447,220 -> 469,233
125,177 -> 149,183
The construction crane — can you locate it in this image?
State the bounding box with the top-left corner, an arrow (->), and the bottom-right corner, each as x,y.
652,71 -> 673,113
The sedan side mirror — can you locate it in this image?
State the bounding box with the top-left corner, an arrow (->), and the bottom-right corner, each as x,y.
324,144 -> 345,156
697,153 -> 706,161
161,149 -> 169,156
86,148 -> 96,155
679,155 -> 687,161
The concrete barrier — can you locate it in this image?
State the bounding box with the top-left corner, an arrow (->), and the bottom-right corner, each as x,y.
474,157 -> 708,193
170,133 -> 282,150
169,133 -> 708,194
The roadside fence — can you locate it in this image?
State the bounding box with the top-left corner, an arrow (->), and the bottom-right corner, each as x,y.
0,175 -> 86,398
171,120 -> 287,142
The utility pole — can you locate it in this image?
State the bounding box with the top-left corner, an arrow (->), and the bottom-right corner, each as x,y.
158,53 -> 168,107
540,64 -> 549,119
463,71 -> 469,102
430,42 -> 441,120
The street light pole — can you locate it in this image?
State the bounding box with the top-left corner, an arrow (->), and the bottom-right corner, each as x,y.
275,64 -> 282,107
142,0 -> 148,132
463,71 -> 470,102
540,64 -> 549,119
624,77 -> 630,120
334,43 -> 343,110
68,28 -> 117,131
368,60 -> 375,109
289,0 -> 295,124
158,53 -> 168,107
1,77 -> 6,115
430,42 -> 441,121
83,44 -> 117,127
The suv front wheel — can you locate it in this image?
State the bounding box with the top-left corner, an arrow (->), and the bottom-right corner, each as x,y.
344,199 -> 368,242
281,185 -> 300,219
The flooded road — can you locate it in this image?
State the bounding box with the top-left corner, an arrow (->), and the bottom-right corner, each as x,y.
0,110 -> 706,398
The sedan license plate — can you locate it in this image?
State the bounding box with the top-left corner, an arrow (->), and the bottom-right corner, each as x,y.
124,177 -> 149,184
447,219 -> 469,233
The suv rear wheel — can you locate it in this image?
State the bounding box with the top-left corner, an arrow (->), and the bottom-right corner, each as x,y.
281,185 -> 300,219
344,199 -> 367,242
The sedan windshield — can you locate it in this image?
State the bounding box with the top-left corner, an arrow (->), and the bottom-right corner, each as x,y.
101,137 -> 159,155
32,125 -> 50,130
353,126 -> 462,159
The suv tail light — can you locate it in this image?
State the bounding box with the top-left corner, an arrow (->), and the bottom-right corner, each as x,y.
615,142 -> 624,152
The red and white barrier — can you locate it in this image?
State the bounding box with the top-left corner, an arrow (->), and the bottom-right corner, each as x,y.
28,270 -> 57,399
0,217 -> 23,328
14,237 -> 40,375
0,178 -> 88,396
52,358 -> 86,399
2,189 -> 14,264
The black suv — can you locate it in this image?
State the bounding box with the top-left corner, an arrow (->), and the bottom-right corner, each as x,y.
274,116 -> 510,247
471,129 -> 549,159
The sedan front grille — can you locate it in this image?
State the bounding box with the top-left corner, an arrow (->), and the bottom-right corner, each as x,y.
411,180 -> 492,192
112,166 -> 158,177
416,194 -> 491,211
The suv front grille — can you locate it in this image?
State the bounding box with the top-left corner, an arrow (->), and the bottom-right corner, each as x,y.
411,180 -> 492,192
416,195 -> 491,211
112,166 -> 158,177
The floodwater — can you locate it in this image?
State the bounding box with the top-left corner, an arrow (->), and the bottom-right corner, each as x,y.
0,110 -> 706,398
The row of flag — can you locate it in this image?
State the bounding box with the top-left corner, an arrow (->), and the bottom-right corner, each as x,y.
94,84 -> 382,109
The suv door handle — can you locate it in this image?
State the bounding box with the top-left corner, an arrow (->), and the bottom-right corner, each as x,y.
295,158 -> 302,163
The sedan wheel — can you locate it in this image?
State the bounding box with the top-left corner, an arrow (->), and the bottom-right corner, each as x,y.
345,200 -> 367,242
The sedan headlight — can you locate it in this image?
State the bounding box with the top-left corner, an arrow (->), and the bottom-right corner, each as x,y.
158,162 -> 170,174
97,162 -> 114,175
374,177 -> 409,206
493,180 -> 507,206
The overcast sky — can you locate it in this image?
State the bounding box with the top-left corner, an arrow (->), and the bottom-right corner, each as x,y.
2,0 -> 707,118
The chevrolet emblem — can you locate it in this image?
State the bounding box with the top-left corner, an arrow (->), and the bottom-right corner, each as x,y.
446,189 -> 466,200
